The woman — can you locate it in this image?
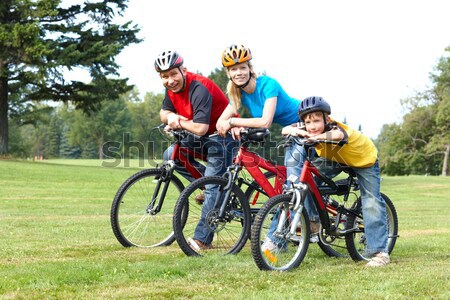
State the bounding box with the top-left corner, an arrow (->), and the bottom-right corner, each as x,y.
216,44 -> 300,139
216,44 -> 320,239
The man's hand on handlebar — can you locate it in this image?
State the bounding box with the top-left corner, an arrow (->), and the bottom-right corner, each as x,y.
167,113 -> 188,130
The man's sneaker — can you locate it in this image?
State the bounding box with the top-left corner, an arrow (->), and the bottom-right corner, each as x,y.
188,237 -> 212,251
195,193 -> 205,205
366,252 -> 390,267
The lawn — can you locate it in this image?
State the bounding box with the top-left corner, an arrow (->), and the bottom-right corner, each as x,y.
1,159 -> 449,299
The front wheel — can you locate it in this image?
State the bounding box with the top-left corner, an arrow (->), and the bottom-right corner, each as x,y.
345,193 -> 398,261
251,194 -> 310,271
110,168 -> 184,247
173,176 -> 251,256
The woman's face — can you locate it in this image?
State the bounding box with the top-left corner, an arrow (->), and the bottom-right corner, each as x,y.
227,62 -> 250,86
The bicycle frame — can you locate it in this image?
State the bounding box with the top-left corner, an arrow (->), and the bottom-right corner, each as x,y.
148,130 -> 207,214
213,131 -> 286,220
292,144 -> 358,236
237,146 -> 286,200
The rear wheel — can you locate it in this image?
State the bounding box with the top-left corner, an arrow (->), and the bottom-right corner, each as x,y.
110,168 -> 184,247
251,194 -> 310,271
317,179 -> 360,258
345,193 -> 398,261
173,176 -> 251,256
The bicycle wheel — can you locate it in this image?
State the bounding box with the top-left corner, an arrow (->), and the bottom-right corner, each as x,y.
244,171 -> 277,222
317,178 -> 360,258
345,193 -> 398,261
173,176 -> 251,256
251,194 -> 310,271
111,168 -> 184,247
316,208 -> 348,258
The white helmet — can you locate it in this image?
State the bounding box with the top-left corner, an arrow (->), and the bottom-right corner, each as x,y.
154,50 -> 184,72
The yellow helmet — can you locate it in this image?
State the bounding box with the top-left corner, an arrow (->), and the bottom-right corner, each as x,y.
221,44 -> 252,67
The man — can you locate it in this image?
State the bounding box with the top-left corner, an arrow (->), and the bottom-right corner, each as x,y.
155,50 -> 238,249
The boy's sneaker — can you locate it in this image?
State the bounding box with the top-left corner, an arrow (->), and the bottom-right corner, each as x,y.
366,252 -> 390,267
261,237 -> 277,252
310,221 -> 320,234
309,221 -> 320,243
310,234 -> 319,243
261,237 -> 286,252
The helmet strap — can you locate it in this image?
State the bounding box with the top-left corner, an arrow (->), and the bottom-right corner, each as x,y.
233,70 -> 252,89
173,67 -> 186,94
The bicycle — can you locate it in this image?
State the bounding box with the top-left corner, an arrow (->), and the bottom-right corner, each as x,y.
172,128 -> 356,257
250,136 -> 399,271
110,125 -> 206,247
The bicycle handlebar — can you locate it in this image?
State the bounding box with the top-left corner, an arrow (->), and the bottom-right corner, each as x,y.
288,135 -> 347,147
155,124 -> 203,141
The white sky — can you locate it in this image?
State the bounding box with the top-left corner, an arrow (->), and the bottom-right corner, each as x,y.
72,0 -> 450,138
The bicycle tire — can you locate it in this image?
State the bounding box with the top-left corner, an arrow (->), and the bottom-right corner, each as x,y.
317,178 -> 360,258
173,176 -> 251,256
251,194 -> 310,271
110,168 -> 184,247
345,193 -> 398,261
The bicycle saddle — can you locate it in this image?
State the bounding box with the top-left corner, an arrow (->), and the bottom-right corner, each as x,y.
242,128 -> 270,143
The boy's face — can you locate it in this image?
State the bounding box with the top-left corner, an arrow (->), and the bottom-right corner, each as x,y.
304,112 -> 326,136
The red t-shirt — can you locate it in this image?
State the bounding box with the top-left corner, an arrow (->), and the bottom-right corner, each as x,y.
161,72 -> 229,135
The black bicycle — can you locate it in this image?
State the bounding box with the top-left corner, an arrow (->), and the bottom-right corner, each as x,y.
110,125 -> 206,247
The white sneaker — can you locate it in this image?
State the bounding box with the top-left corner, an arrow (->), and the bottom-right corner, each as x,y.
310,234 -> 319,243
366,252 -> 390,267
261,237 -> 277,252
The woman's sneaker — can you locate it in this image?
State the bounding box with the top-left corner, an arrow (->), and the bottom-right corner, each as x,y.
366,252 -> 390,267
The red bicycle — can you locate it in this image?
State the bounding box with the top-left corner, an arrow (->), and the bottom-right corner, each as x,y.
250,136 -> 398,271
172,128 -> 355,257
110,125 -> 206,247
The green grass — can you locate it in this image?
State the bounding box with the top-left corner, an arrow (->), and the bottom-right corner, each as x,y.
1,159 -> 449,299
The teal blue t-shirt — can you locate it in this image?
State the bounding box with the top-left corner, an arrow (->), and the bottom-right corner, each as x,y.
241,76 -> 300,126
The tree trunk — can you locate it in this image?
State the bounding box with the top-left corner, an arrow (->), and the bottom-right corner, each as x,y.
98,133 -> 104,160
0,61 -> 8,155
442,144 -> 449,176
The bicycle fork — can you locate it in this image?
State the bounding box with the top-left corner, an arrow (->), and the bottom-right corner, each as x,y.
274,184 -> 308,241
211,165 -> 241,222
146,161 -> 176,215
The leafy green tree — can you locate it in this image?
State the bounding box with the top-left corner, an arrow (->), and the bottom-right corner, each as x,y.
0,0 -> 141,155
377,46 -> 449,175
127,91 -> 165,161
67,97 -> 131,159
208,67 -> 229,93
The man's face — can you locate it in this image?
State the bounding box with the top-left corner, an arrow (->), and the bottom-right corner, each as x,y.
159,67 -> 186,93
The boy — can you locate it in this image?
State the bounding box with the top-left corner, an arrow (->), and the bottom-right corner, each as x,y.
282,96 -> 390,267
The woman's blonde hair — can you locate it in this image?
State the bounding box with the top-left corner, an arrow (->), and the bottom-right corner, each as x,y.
225,61 -> 258,111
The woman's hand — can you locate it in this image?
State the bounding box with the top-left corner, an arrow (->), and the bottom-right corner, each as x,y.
230,127 -> 243,140
216,118 -> 232,137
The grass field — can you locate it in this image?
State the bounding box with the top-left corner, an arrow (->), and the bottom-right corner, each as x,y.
1,159 -> 449,299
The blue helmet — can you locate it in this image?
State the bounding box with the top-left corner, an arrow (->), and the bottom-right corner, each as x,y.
298,96 -> 331,120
